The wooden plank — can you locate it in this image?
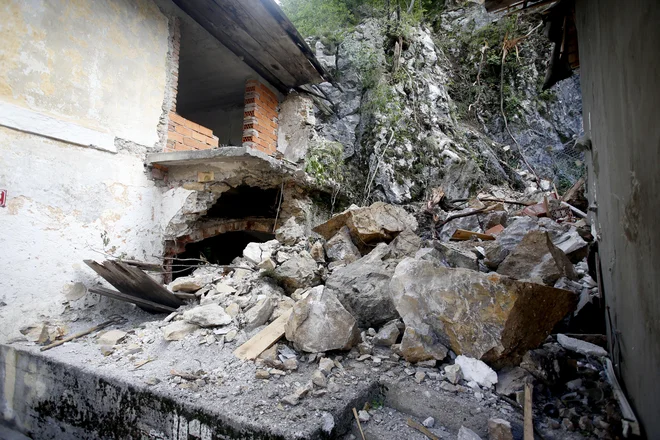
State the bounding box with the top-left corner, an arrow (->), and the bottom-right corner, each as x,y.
407,418 -> 439,440
233,309 -> 292,360
89,287 -> 178,313
450,229 -> 496,241
524,382 -> 534,440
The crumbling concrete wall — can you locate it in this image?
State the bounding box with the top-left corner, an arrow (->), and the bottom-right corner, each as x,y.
277,92 -> 316,163
576,0 -> 660,437
0,0 -> 173,342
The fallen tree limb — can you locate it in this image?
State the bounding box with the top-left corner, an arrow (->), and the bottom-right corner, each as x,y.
437,208 -> 487,227
478,197 -> 535,206
40,316 -> 123,351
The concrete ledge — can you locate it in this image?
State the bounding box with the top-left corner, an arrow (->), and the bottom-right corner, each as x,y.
146,146 -> 290,169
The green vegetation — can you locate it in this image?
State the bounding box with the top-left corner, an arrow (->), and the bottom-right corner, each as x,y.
305,139 -> 345,187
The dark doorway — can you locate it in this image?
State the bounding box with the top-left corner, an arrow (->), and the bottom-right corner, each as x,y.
172,230 -> 274,279
205,185 -> 280,219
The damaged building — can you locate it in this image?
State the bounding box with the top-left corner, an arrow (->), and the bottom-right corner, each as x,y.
0,0 -> 658,439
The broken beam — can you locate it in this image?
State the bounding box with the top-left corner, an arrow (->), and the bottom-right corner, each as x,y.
234,309 -> 292,360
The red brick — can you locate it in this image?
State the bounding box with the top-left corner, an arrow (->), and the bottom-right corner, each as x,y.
175,125 -> 192,137
196,124 -> 213,137
168,132 -> 184,143
183,118 -> 200,131
183,136 -> 197,147
169,112 -> 186,125
191,130 -> 207,142
207,136 -> 219,147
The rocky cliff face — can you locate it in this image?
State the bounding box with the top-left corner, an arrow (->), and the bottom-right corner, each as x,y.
306,3 -> 583,205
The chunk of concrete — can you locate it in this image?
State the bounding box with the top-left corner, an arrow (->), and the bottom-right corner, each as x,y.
244,297 -> 276,331
183,304 -> 232,327
97,330 -> 127,346
455,356 -> 497,388
557,334 -> 608,357
390,258 -> 577,365
163,321 -> 199,341
497,230 -> 577,285
273,251 -> 320,292
285,286 -> 360,352
324,226 -> 361,263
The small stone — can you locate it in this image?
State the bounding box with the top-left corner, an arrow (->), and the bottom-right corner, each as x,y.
281,394 -> 300,406
270,368 -> 287,376
357,354 -> 371,362
283,358 -> 298,371
98,330 -> 127,346
225,303 -> 240,318
578,416 -> 593,432
125,344 -> 142,355
162,321 -> 199,341
422,417 -> 435,428
224,329 -> 238,342
358,410 -> 370,423
319,357 -> 335,375
557,334 -> 608,357
145,377 -> 160,386
371,357 -> 382,366
440,382 -> 459,393
255,369 -> 270,379
455,356 -> 497,388
100,345 -> 114,356
414,371 -> 426,383
416,359 -> 436,368
566,378 -> 582,390
562,418 -> 575,431
357,342 -> 373,355
457,426 -> 483,440
310,241 -> 325,262
444,364 -> 463,385
257,258 -> 277,271
488,418 -> 513,440
474,392 -> 484,400
367,328 -> 377,337
244,297 -> 275,331
312,369 -> 328,388
373,320 -> 401,346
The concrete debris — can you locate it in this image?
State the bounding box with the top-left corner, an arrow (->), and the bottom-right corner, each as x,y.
457,426 -> 483,440
313,202 -> 418,251
487,418 -> 513,440
324,226 -> 361,263
272,251 -> 320,292
97,329 -> 127,346
422,417 -> 435,428
390,258 -> 576,365
169,276 -> 207,293
311,369 -> 328,387
357,410 -> 371,423
497,230 -> 577,285
275,217 -> 306,246
285,286 -> 360,352
318,357 -> 335,375
183,304 -> 232,327
244,297 -> 276,331
243,242 -> 265,265
372,320 -> 401,346
162,321 -> 199,341
324,243 -> 399,328
454,356 -> 497,388
399,325 -> 448,363
557,333 -> 608,357
444,364 -> 463,385
495,367 -> 531,396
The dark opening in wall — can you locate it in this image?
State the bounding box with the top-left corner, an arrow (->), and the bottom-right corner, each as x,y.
205,185 -> 280,219
172,230 -> 274,279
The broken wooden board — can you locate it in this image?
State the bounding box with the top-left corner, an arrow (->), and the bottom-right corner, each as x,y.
89,287 -> 177,314
450,229 -> 496,241
85,260 -> 183,311
234,309 -> 292,360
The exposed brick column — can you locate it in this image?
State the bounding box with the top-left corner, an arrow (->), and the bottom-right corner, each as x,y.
242,79 -> 279,156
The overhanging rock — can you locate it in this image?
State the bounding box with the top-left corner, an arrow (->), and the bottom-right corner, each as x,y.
390,258 -> 577,367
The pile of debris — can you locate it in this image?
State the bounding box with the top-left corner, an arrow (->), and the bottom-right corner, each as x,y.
24,180 -> 633,439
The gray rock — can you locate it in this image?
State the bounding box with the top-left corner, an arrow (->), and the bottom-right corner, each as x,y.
312,369 -> 328,387
318,357 -> 335,375
169,276 -> 208,293
488,418 -> 513,440
434,242 -> 479,271
244,297 -> 275,331
457,426 -> 483,440
484,216 -> 539,269
372,320 -> 401,346
276,217 -> 305,245
495,367 -> 531,396
310,241 -> 325,262
324,243 -> 399,328
390,258 -> 577,365
439,208 -> 507,241
273,251 -> 320,293
162,321 -> 199,341
389,228 -> 423,258
97,330 -> 127,346
183,304 -> 232,328
358,410 -> 371,423
557,334 -> 608,357
497,230 -> 577,285
324,226 -> 361,263
444,364 -> 463,385
399,325 -> 448,363
243,242 -> 264,265
285,287 -> 360,352
423,417 -> 435,428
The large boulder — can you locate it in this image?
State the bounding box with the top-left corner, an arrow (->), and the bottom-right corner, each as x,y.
484,216 -> 539,268
433,242 -> 479,271
390,258 -> 577,366
324,226 -> 361,263
313,202 -> 417,252
273,251 -> 321,293
497,230 -> 577,285
285,286 -> 360,352
324,243 -> 399,328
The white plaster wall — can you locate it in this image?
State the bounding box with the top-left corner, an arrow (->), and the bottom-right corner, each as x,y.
0,129 -> 165,341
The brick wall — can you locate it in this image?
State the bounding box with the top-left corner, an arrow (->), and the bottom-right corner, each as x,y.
165,112 -> 219,152
242,79 -> 279,156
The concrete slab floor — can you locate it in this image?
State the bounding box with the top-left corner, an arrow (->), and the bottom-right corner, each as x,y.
0,311 -> 586,439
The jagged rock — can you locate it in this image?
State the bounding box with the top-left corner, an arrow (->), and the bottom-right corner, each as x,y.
439,208 -> 508,241
444,364 -> 463,385
313,202 -> 418,251
318,357 -> 335,375
488,418 -> 513,440
97,330 -> 127,346
557,334 -> 608,357
276,217 -> 306,245
257,258 -> 276,271
455,356 -> 497,388
457,426 -> 483,440
423,417 -> 435,428
244,297 -> 276,331
310,241 -> 325,262
163,321 -> 199,341
273,251 -> 320,292
324,243 -> 399,328
183,304 -> 232,327
390,258 -> 576,365
434,242 -> 479,270
372,320 -> 401,346
484,216 -> 539,269
497,230 -> 577,285
389,228 -> 423,258
285,286 -> 360,352
399,325 -> 448,363
312,369 -> 328,387
324,226 -> 361,263
552,227 -> 588,261
496,367 -> 531,396
169,276 -> 207,293
243,242 -> 264,265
